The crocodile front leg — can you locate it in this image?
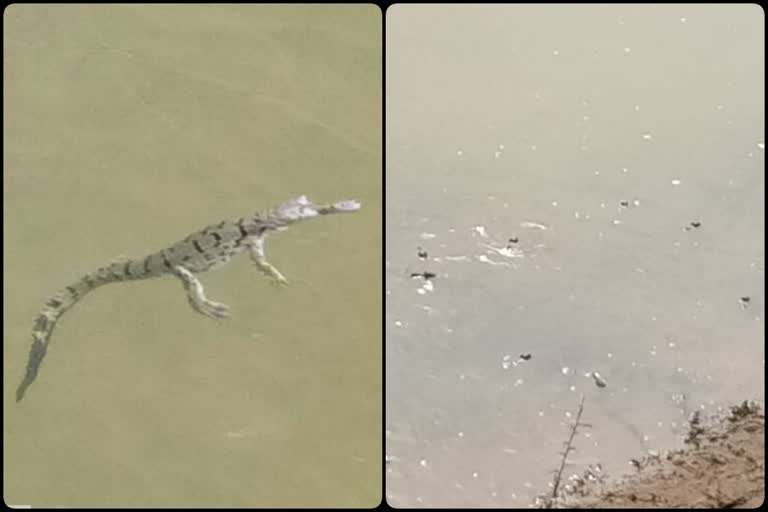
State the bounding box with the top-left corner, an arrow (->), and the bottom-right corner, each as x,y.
247,237 -> 288,285
172,266 -> 230,319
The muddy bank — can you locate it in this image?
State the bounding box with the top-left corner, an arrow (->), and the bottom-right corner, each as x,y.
538,401 -> 764,508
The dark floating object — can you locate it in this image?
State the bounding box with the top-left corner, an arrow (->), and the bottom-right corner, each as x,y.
591,371 -> 607,388
683,220 -> 702,231
410,271 -> 436,280
619,200 -> 629,207
417,246 -> 428,260
740,296 -> 751,303
519,353 -> 532,361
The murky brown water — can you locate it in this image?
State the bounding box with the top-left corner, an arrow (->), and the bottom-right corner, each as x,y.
4,4 -> 381,507
386,4 -> 763,507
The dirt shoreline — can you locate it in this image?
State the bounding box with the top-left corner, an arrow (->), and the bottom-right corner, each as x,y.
537,401 -> 764,509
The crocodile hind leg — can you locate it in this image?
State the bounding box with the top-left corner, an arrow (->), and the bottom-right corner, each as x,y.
248,237 -> 289,285
172,266 -> 230,319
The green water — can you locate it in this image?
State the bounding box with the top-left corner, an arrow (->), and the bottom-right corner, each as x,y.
4,4 -> 381,507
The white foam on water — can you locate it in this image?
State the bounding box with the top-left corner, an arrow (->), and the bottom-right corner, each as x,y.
520,221 -> 549,230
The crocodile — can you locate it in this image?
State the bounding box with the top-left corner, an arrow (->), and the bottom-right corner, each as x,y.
15,195 -> 361,402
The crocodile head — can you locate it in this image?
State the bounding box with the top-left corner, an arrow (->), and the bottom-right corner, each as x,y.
274,195 -> 321,221
276,196 -> 361,221
319,199 -> 361,215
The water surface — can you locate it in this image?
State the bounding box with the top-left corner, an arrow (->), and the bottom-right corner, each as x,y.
4,4 -> 381,507
386,4 -> 763,507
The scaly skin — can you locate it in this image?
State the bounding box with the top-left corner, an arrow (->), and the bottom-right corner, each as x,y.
15,196 -> 361,402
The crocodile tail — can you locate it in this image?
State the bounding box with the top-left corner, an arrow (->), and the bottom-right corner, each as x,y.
15,264 -> 122,402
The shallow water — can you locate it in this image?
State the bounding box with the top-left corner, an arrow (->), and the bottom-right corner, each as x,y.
4,5 -> 381,507
386,4 -> 763,507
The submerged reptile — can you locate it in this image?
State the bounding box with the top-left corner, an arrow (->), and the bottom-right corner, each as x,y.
16,195 -> 361,402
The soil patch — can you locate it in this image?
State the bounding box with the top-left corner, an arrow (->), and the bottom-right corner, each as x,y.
538,401 -> 764,508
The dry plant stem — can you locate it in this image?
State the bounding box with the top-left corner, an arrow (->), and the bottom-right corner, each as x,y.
551,394 -> 587,499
